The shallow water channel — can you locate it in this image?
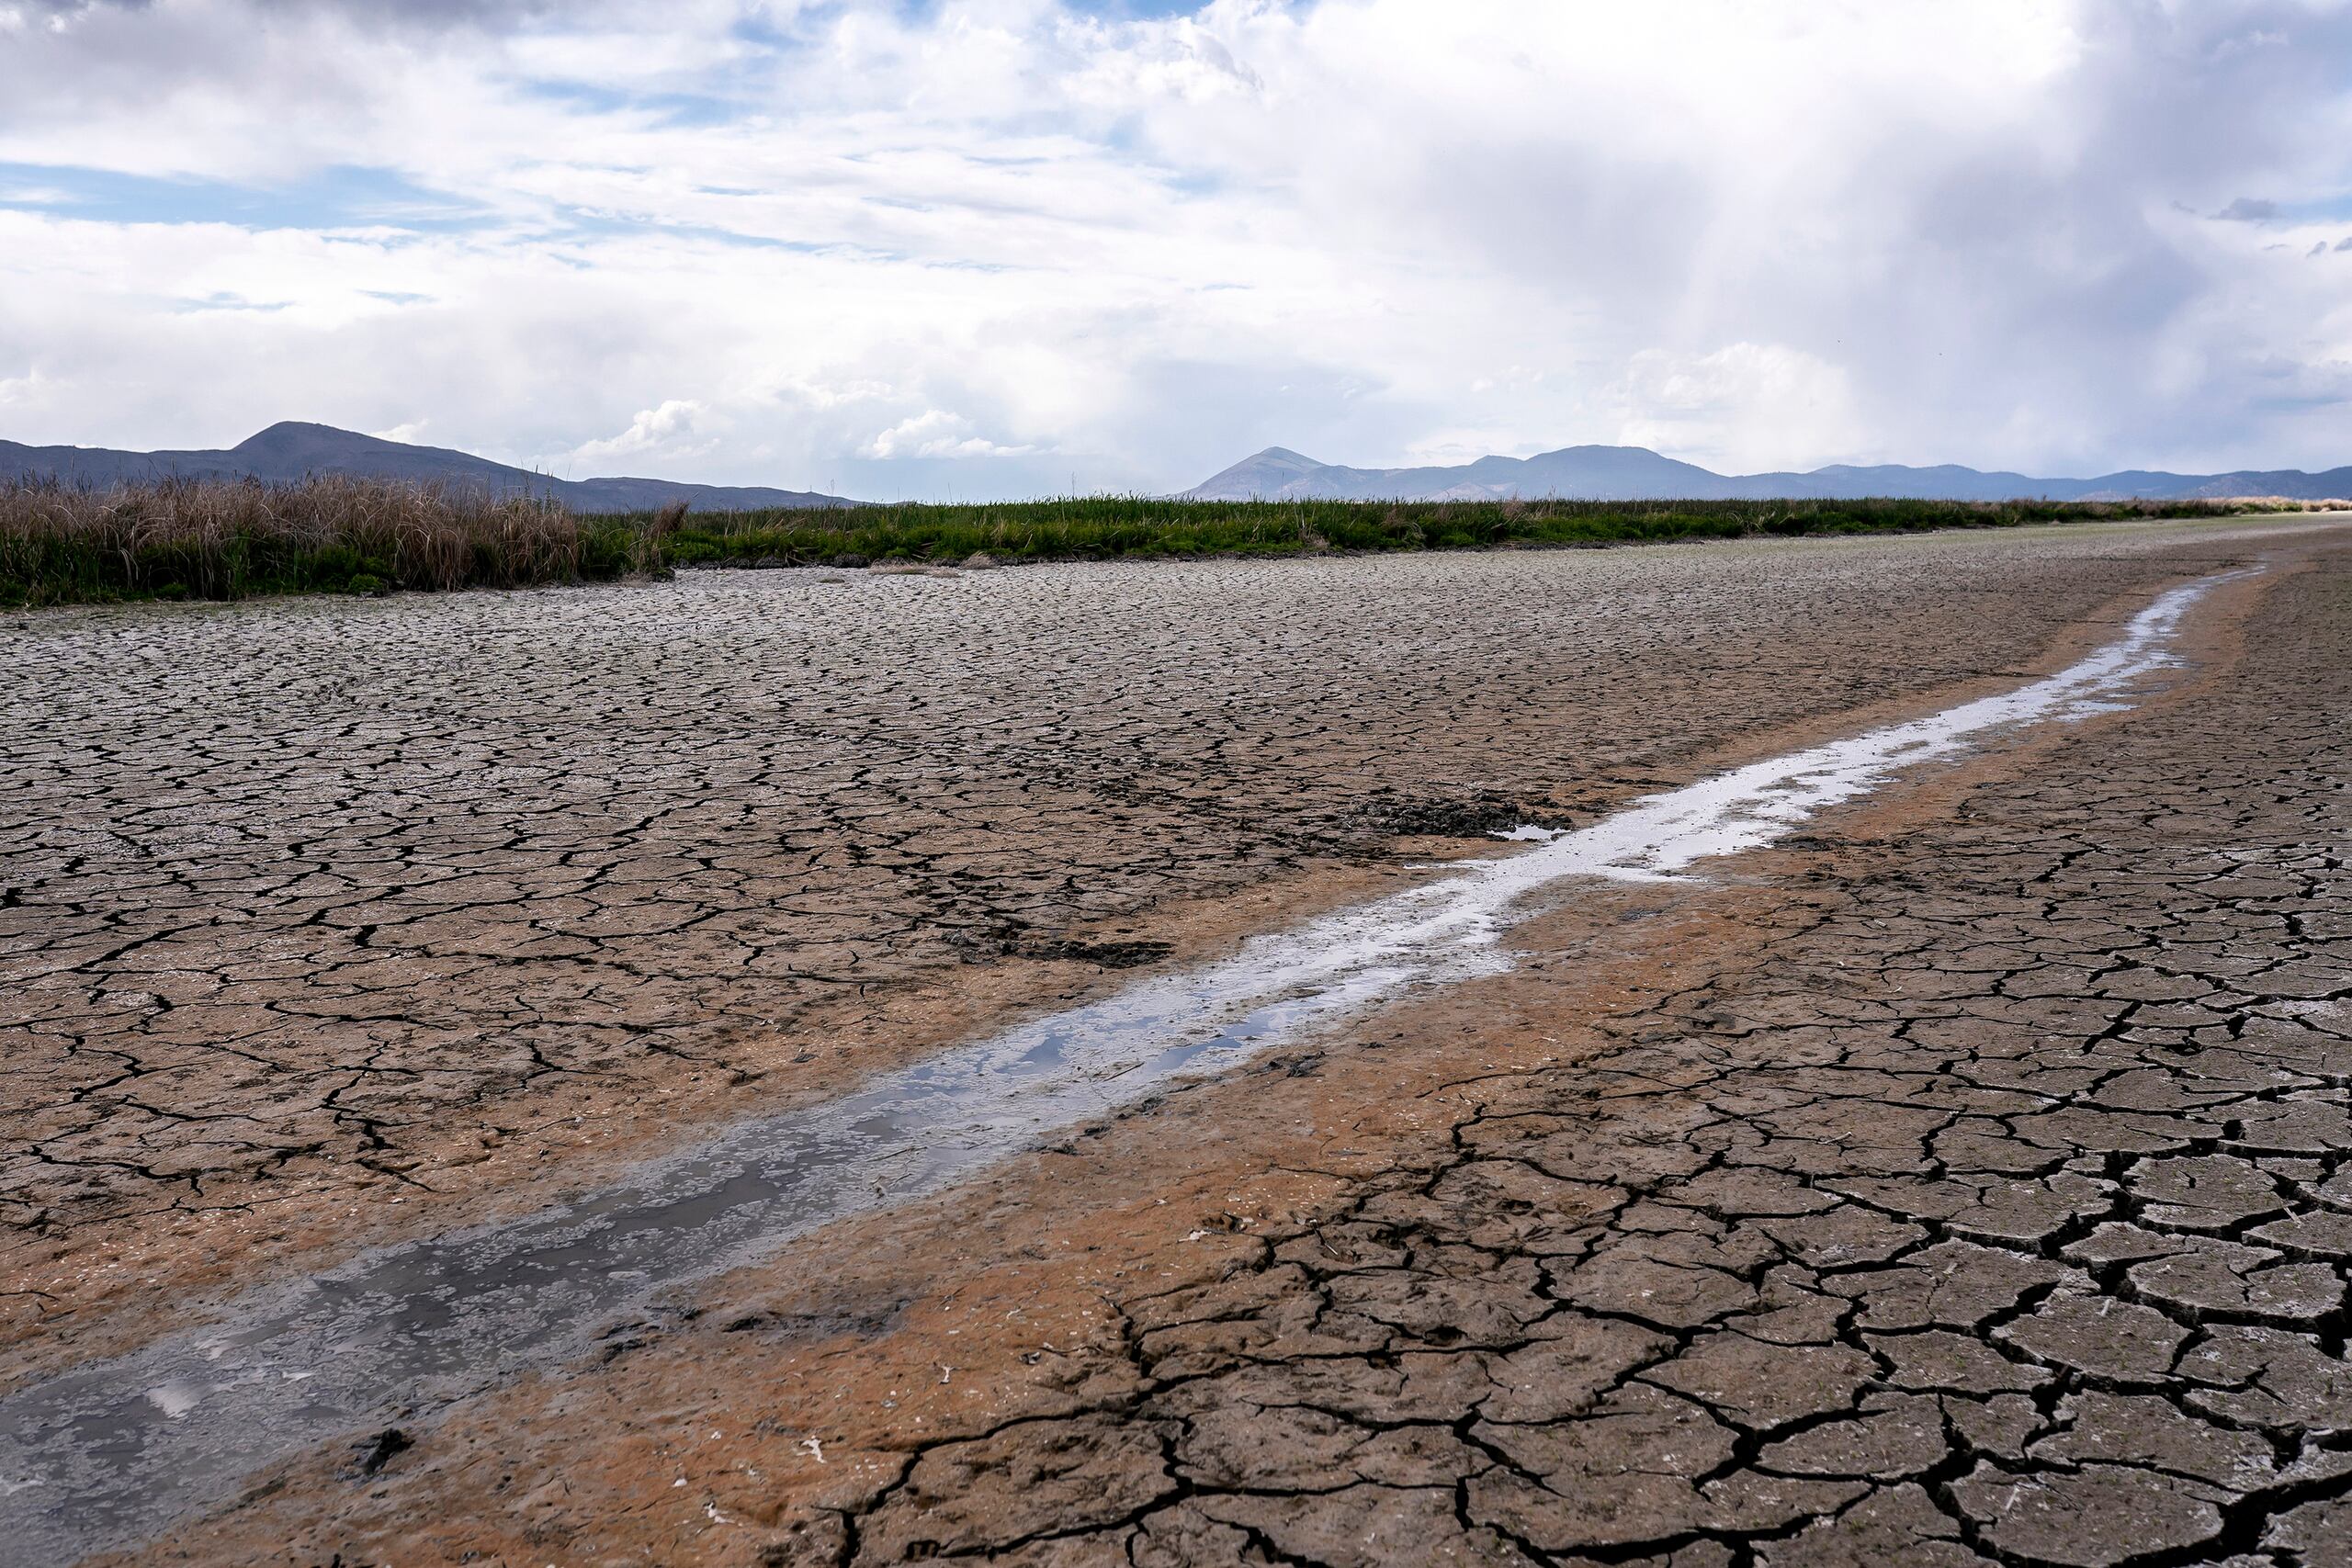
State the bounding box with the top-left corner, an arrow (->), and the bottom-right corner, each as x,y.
0,570 -> 2245,1561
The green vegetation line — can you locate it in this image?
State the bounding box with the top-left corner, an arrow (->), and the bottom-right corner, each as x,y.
0,478 -> 2319,608
660,494 -> 2292,570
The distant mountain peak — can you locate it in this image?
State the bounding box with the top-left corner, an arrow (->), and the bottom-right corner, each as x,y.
1,423 -> 861,512
239,419 -> 349,441
1182,443 -> 2352,503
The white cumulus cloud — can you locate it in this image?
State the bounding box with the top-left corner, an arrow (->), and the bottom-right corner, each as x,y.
862,410 -> 1039,461
572,399 -> 712,461
0,0 -> 2346,495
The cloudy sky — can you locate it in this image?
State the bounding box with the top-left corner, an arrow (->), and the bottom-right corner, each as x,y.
1,0 -> 2348,498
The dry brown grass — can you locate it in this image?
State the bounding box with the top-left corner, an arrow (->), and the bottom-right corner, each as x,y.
0,476 -> 654,605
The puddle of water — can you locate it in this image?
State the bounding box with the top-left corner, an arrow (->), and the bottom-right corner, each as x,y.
0,570 -> 2246,1562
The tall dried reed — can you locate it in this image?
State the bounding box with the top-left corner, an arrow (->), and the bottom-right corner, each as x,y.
0,477 -> 654,605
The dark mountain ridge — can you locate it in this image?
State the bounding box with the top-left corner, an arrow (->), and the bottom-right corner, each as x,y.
13,424 -> 2345,510
0,422 -> 857,513
1183,443 -> 2352,503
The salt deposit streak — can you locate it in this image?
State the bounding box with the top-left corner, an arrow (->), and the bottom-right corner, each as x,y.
0,569 -> 2245,1562
1033,566 -> 2248,1012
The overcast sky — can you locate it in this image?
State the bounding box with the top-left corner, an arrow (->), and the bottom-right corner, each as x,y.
2,0 -> 2348,498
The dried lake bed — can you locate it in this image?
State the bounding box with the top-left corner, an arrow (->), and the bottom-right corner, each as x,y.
5,513 -> 2350,1564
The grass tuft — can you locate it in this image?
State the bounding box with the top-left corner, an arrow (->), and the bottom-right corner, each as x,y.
0,477 -> 660,607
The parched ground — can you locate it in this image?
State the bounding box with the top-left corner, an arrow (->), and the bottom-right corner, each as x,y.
6,517 -> 2332,1382
63,518 -> 2352,1568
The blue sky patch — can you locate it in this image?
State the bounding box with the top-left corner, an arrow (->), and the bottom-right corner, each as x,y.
0,162 -> 498,234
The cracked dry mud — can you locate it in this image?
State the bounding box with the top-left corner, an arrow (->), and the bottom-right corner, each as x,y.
10,515 -> 2351,1567
763,539 -> 2352,1567
9,520 -> 2324,1384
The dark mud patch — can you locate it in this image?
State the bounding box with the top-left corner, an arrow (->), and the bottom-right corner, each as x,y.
946,929 -> 1176,968
1362,789 -> 1567,839
1021,938 -> 1176,969
350,1428 -> 411,1479
718,1301 -> 910,1344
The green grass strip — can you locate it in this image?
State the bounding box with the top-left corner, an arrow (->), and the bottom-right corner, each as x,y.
2,482 -> 2319,607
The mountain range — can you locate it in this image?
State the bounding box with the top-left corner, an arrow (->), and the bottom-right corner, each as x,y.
1182,445 -> 2352,503
9,423 -> 2348,509
0,423 -> 855,512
